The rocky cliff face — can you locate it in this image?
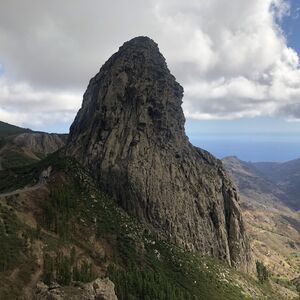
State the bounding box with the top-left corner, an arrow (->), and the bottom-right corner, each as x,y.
12,132 -> 67,156
67,36 -> 250,269
0,130 -> 67,170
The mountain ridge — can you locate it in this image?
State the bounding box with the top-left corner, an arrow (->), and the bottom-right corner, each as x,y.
0,121 -> 67,170
223,155 -> 300,287
223,155 -> 300,210
0,120 -> 32,138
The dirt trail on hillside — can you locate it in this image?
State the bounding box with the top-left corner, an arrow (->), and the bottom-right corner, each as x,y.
9,268 -> 20,281
24,240 -> 44,299
0,183 -> 45,199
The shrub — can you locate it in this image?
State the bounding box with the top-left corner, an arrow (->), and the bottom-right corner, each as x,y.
256,261 -> 269,284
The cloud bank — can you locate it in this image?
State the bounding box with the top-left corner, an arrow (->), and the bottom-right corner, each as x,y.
0,0 -> 300,131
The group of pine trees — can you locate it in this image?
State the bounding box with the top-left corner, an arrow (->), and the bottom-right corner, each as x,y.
42,185 -> 77,240
43,248 -> 95,286
108,264 -> 194,300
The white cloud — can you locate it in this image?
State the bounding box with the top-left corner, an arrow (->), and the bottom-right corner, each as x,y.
0,0 -> 300,131
0,76 -> 81,131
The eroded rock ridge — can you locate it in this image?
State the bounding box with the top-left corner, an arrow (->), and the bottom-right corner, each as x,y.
67,36 -> 250,269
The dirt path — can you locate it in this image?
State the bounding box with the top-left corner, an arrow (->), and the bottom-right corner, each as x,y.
24,240 -> 44,299
9,267 -> 20,281
0,182 -> 44,199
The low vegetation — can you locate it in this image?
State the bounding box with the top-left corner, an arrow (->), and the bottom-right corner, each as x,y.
1,149 -> 37,169
0,203 -> 38,298
43,251 -> 95,286
0,204 -> 25,272
0,153 -> 296,299
256,261 -> 269,284
0,121 -> 31,138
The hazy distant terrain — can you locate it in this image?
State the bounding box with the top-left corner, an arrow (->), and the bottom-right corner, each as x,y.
191,137 -> 300,162
253,160 -> 300,210
223,156 -> 300,286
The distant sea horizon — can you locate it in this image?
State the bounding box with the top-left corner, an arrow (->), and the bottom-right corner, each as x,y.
190,134 -> 300,163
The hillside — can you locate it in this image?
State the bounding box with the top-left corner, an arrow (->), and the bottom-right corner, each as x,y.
222,156 -> 285,207
253,159 -> 300,210
0,121 -> 31,138
223,156 -> 300,297
0,121 -> 67,170
0,153 -> 289,299
224,155 -> 300,211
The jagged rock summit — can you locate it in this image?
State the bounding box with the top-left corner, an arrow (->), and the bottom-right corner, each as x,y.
67,36 -> 250,269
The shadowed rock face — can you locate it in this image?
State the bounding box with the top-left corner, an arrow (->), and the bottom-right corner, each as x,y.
67,36 -> 250,269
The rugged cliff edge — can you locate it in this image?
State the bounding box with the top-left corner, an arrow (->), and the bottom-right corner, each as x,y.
0,121 -> 67,169
67,36 -> 250,269
12,132 -> 67,156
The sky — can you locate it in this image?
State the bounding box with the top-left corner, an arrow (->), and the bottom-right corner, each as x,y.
0,0 -> 300,161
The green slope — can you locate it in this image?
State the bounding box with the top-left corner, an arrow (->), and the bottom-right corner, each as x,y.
0,121 -> 31,138
0,154 -> 289,299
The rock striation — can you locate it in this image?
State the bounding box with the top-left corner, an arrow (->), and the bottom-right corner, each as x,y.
67,36 -> 250,269
0,130 -> 67,169
12,132 -> 67,156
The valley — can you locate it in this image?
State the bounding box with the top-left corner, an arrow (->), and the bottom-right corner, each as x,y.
223,156 -> 300,298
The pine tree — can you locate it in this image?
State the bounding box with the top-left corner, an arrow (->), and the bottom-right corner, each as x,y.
70,246 -> 76,266
43,254 -> 54,285
35,223 -> 41,239
256,261 -> 269,284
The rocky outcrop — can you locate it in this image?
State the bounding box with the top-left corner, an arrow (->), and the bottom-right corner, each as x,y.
84,278 -> 118,300
0,132 -> 67,169
12,132 -> 67,156
35,278 -> 118,300
67,36 -> 250,269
